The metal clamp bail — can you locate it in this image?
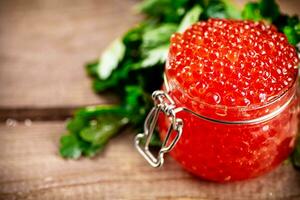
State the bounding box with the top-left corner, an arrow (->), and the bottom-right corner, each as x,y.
134,90 -> 183,167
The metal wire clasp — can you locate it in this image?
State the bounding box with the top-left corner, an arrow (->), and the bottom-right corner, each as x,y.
134,90 -> 183,167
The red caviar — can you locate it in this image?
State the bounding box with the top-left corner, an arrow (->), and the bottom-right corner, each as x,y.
158,19 -> 299,182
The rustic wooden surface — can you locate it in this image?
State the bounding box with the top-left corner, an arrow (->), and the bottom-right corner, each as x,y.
0,122 -> 300,200
0,0 -> 300,199
0,0 -> 140,108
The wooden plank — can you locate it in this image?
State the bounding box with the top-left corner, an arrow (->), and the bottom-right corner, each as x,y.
0,0 -> 139,108
0,122 -> 299,200
0,107 -> 75,121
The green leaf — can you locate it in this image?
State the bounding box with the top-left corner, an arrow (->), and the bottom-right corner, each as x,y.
141,45 -> 169,68
123,24 -> 145,56
123,85 -> 162,147
197,0 -> 242,20
86,61 -> 98,77
149,131 -> 162,147
59,134 -> 82,159
142,24 -> 177,50
141,5 -> 204,69
59,85 -> 155,159
137,0 -> 189,23
97,38 -> 126,80
123,85 -> 153,126
259,0 -> 280,21
92,60 -> 133,92
89,25 -> 146,93
178,5 -> 202,33
60,105 -> 129,158
80,115 -> 129,146
67,105 -> 125,134
205,0 -> 228,19
292,138 -> 300,169
123,25 -> 144,47
280,17 -> 300,46
242,0 -> 280,22
223,0 -> 242,19
283,25 -> 299,46
242,2 -> 262,21
82,144 -> 103,157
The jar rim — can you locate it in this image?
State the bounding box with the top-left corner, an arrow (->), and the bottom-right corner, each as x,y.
164,69 -> 299,112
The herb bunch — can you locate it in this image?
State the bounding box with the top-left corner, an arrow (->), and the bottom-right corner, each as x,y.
59,0 -> 300,169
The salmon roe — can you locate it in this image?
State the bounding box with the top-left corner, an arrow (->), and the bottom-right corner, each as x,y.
158,19 -> 299,182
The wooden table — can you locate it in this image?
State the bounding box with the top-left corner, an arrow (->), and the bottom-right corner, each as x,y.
0,0 -> 299,199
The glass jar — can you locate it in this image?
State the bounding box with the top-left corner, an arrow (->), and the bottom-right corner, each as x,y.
135,18 -> 300,182
135,72 -> 299,182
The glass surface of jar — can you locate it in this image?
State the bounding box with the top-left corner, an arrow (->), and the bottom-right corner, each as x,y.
134,19 -> 300,182
157,72 -> 299,182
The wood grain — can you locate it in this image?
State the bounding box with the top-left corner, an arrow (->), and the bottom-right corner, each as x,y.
0,0 -> 139,108
0,107 -> 75,121
0,122 -> 299,200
